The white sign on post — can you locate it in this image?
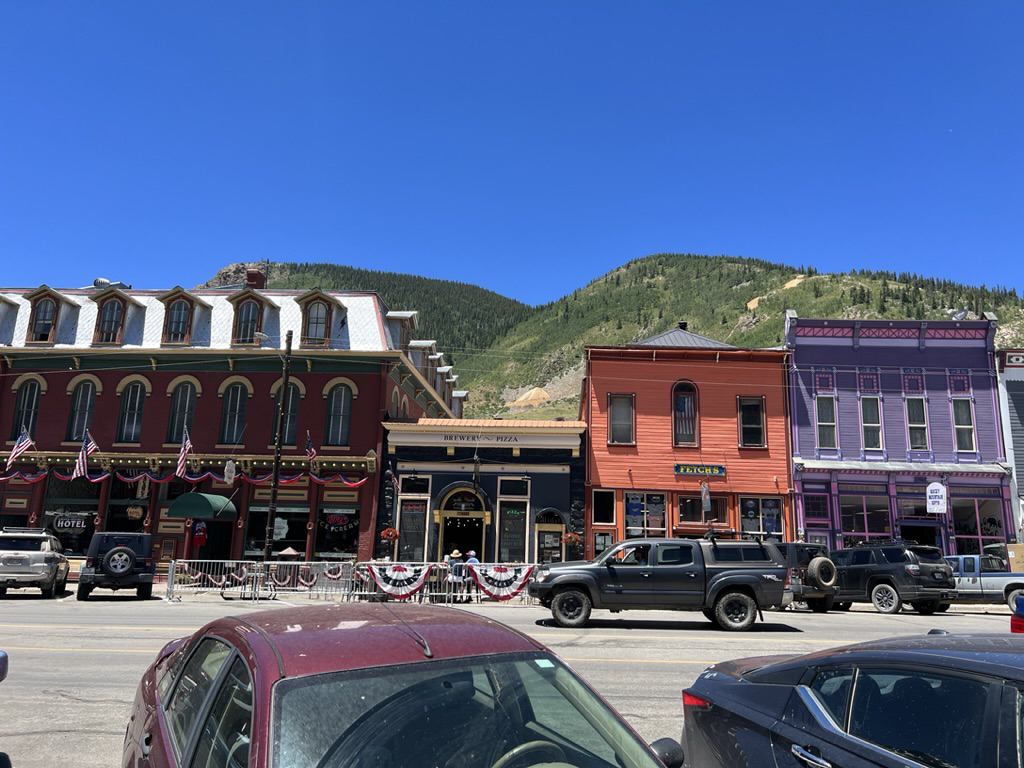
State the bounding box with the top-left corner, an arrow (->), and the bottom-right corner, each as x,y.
224,459 -> 236,484
926,482 -> 947,514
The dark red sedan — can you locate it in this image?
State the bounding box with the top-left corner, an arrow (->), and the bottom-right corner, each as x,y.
123,602 -> 682,768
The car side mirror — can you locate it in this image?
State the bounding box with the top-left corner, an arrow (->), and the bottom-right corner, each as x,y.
649,737 -> 684,768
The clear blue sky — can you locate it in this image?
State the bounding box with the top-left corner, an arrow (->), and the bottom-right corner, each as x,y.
2,2 -> 1020,306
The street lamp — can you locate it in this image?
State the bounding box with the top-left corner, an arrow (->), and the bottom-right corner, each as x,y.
256,329 -> 292,561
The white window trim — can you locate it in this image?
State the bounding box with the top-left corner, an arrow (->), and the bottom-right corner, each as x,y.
905,396 -> 930,451
860,395 -> 884,452
816,394 -> 838,450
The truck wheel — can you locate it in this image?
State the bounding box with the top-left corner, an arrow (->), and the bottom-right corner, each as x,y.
911,600 -> 939,615
1006,589 -> 1024,610
806,596 -> 834,613
871,583 -> 902,614
76,584 -> 92,601
551,589 -> 592,628
40,577 -> 56,599
714,592 -> 757,631
806,557 -> 837,588
937,602 -> 951,612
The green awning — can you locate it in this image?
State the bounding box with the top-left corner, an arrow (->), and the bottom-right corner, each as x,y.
166,493 -> 238,521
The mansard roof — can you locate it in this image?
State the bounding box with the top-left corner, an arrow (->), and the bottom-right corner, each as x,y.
156,285 -> 212,308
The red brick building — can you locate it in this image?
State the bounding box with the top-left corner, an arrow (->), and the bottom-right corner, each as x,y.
0,270 -> 463,565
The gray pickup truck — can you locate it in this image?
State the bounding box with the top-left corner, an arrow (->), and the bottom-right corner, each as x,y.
527,537 -> 791,631
946,553 -> 1024,609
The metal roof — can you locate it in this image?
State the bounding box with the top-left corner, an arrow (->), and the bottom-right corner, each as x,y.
636,327 -> 734,348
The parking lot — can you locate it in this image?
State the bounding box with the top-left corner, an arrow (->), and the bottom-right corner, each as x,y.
0,590 -> 1012,768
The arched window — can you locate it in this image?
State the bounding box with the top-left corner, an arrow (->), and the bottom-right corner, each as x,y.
673,382 -> 698,446
324,384 -> 352,446
304,301 -> 328,346
97,299 -> 124,343
117,382 -> 146,443
234,300 -> 260,344
29,298 -> 57,343
273,383 -> 300,446
165,299 -> 190,344
220,383 -> 248,444
390,389 -> 399,419
10,380 -> 41,440
167,382 -> 196,443
67,381 -> 97,441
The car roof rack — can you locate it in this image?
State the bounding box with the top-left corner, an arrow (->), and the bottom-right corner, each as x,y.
851,539 -> 918,547
1,527 -> 47,534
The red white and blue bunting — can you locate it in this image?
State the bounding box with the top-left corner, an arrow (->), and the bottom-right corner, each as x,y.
365,563 -> 434,599
0,469 -> 369,487
467,564 -> 535,601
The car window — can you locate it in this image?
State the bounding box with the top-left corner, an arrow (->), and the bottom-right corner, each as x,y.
809,668 -> 853,725
793,546 -> 823,566
709,547 -> 741,562
980,555 -> 1006,573
158,640 -> 194,701
910,547 -> 944,564
613,545 -> 650,565
848,668 -> 988,768
273,652 -> 663,768
963,558 -> 976,574
165,638 -> 233,760
850,550 -> 872,566
880,547 -> 909,564
656,544 -> 693,565
945,558 -> 960,575
0,538 -> 43,552
741,546 -> 773,562
830,551 -> 849,566
190,657 -> 253,768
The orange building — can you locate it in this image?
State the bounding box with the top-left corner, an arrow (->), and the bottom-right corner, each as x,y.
581,324 -> 793,557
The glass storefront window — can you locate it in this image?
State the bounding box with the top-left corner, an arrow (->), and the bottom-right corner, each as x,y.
624,493 -> 666,538
246,506 -> 312,559
953,498 -> 1005,555
314,507 -> 360,559
679,496 -> 727,525
498,502 -> 528,563
739,497 -> 783,538
396,500 -> 426,562
840,495 -> 891,539
804,495 -> 829,520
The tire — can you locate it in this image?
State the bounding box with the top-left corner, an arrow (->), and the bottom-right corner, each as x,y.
1007,589 -> 1024,611
937,602 -> 951,613
137,583 -> 153,600
871,583 -> 902,614
806,596 -> 835,613
912,600 -> 939,615
40,577 -> 56,599
76,584 -> 92,601
102,547 -> 136,577
714,591 -> 758,631
551,589 -> 592,628
806,557 -> 838,589
834,601 -> 852,611
57,574 -> 67,595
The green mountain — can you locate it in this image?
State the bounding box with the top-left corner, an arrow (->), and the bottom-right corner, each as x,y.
202,256 -> 1024,420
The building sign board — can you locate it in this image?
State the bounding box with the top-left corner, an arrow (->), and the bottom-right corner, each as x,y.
926,482 -> 947,514
674,464 -> 726,477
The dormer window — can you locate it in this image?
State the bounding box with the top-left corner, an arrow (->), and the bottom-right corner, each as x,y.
165,299 -> 190,344
95,298 -> 125,344
304,301 -> 329,346
28,298 -> 57,343
234,299 -> 261,344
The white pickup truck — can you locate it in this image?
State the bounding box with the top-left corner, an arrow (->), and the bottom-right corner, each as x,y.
945,552 -> 1024,608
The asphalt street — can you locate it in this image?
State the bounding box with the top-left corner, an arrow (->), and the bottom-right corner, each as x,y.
0,589 -> 1012,768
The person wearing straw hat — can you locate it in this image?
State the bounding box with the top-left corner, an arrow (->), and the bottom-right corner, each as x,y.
446,548 -> 464,601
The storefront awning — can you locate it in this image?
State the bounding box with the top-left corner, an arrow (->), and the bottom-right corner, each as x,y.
795,459 -> 1011,476
166,493 -> 238,520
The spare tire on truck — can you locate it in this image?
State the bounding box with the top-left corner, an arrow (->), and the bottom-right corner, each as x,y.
806,556 -> 837,588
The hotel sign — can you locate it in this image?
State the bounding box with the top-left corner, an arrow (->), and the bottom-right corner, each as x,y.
674,464 -> 726,477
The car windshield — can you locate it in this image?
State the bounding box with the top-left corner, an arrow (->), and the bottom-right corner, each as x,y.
272,651 -> 661,768
910,547 -> 944,564
0,538 -> 42,552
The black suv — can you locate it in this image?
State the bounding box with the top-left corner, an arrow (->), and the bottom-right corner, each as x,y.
774,541 -> 838,612
830,540 -> 956,614
77,532 -> 155,600
528,537 -> 791,631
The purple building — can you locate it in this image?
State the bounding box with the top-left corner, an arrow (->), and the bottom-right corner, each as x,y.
786,310 -> 1012,555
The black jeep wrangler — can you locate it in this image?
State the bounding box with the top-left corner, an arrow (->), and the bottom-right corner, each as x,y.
774,541 -> 838,612
77,532 -> 155,600
830,540 -> 956,614
528,537 -> 791,631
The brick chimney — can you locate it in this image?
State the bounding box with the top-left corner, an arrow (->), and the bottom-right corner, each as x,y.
246,269 -> 266,289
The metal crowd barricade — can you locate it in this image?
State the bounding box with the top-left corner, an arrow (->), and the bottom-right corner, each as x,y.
166,559 -> 538,604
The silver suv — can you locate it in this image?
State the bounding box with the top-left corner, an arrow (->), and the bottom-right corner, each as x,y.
0,527 -> 70,598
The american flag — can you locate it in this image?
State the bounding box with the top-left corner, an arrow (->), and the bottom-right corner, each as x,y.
305,430 -> 317,461
176,426 -> 193,478
390,464 -> 400,493
5,426 -> 35,471
71,431 -> 99,480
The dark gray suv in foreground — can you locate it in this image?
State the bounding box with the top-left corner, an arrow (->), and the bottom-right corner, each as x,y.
77,532 -> 155,600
